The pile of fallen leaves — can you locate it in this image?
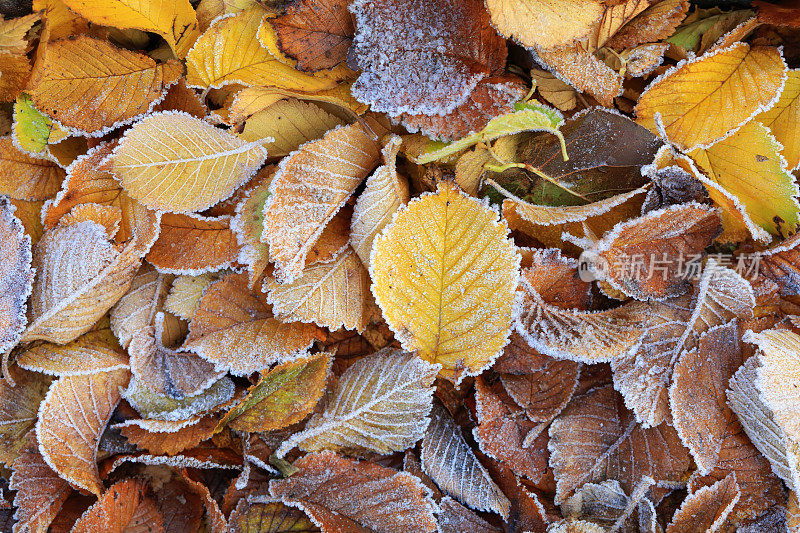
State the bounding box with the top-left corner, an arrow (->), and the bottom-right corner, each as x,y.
1,0 -> 800,531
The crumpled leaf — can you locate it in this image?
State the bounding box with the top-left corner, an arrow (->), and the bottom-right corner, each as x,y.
71,478 -> 165,533
0,136 -> 65,201
186,8 -> 336,92
109,264 -> 169,349
549,385 -> 691,504
666,473 -> 740,533
371,181 -> 520,383
147,213 -> 239,274
757,69 -> 800,171
349,0 -> 506,117
219,351 -> 331,433
18,327 -> 129,376
422,403 -> 510,517
275,348 -> 439,457
0,368 -> 51,466
0,197 -> 33,356
262,122 -> 379,283
36,368 -> 130,496
635,43 -> 787,151
183,273 -> 319,376
26,36 -> 182,135
60,0 -> 199,58
122,374 -> 234,421
269,450 -> 438,533
111,111 -> 269,214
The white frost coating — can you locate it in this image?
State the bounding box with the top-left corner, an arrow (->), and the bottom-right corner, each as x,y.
10,113 -> 80,163
667,474 -> 740,532
121,375 -> 235,421
104,453 -> 241,477
636,43 -> 788,151
184,12 -> 246,91
150,213 -> 237,276
0,197 -> 34,357
113,416 -> 200,433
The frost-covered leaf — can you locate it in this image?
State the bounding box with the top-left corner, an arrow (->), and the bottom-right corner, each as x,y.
36,368 -> 130,495
670,322 -> 743,473
560,479 -> 629,528
582,202 -> 722,301
530,68 -> 577,111
606,0 -> 689,49
262,122 -> 379,283
422,403 -> 510,517
613,261 -> 755,427
757,69 -> 800,171
231,168 -> 273,288
111,111 -> 269,214
666,473 -> 740,533
116,416 -> 218,456
183,273 -> 319,376
109,264 -> 169,349
10,432 -> 71,533
0,136 -> 64,201
534,43 -> 622,107
228,498 -> 320,533
27,36 -> 182,135
0,197 -> 33,356
266,246 -> 375,332
635,43 -> 787,151
12,92 -> 71,156
437,497 -> 502,533
0,368 -> 51,466
349,0 -> 506,117
71,479 -> 165,533
269,450 -> 438,533
688,120 -> 800,238
485,0 -> 603,49
349,135 -> 409,268
371,181 -> 520,382
548,385 -> 691,504
164,273 -> 216,321
186,8 -> 335,92
276,348 -> 438,457
122,374 -> 234,421
146,213 -> 239,274
219,352 -> 331,433
18,327 -> 129,376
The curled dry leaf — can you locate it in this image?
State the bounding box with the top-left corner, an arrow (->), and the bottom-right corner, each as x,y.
371,181 -> 520,383
269,451 -> 438,533
36,368 -> 130,496
111,111 -> 269,214
0,198 -> 33,356
437,496 -> 502,533
17,328 -> 129,376
109,264 -> 169,349
635,43 -> 787,151
548,385 -> 691,504
26,36 -> 182,135
228,499 -> 320,533
275,349 -> 438,457
116,416 -> 218,456
422,403 -> 510,517
349,0 -> 506,117
0,368 -> 51,466
0,136 -> 65,201
71,478 -> 165,533
666,473 -> 740,533
262,122 -> 379,283
219,351 -> 331,433
183,273 -> 319,376
146,213 -> 239,275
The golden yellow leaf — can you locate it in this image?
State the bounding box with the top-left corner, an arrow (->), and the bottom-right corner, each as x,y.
153,77 -> 209,118
227,83 -> 367,124
240,98 -> 344,157
33,0 -> 90,41
57,203 -> 122,239
9,198 -> 45,245
530,68 -> 577,112
0,198 -> 34,357
0,136 -> 64,201
267,246 -> 376,332
586,0 -> 650,52
757,69 -> 800,170
111,111 -> 269,213
262,122 -> 379,283
164,273 -> 216,320
17,328 -> 129,376
371,181 -> 520,383
534,43 -> 623,107
606,0 -> 689,49
183,273 -> 319,375
27,36 -> 182,135
186,8 -> 336,92
36,368 -> 130,495
688,120 -> 800,237
0,368 -> 51,466
59,0 -> 199,58
0,13 -> 39,55
635,43 -> 786,151
0,52 -> 30,102
146,213 -> 239,274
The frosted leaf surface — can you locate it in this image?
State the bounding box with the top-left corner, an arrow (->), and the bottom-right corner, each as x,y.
0,197 -> 33,356
666,473 -> 740,533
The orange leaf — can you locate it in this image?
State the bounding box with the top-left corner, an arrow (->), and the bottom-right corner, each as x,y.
0,136 -> 65,201
71,479 -> 165,533
117,416 -> 218,456
666,473 -> 740,533
0,367 -> 51,466
146,213 -> 239,275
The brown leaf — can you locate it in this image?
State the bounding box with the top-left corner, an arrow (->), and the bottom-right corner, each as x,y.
109,264 -> 170,349
349,0 -> 506,117
146,213 -> 239,275
759,231 -> 800,296
534,43 -> 622,107
0,197 -> 34,356
437,496 -> 502,533
183,273 -> 319,375
36,369 -> 130,495
271,0 -> 353,72
548,385 -> 691,504
71,479 -> 165,533
606,0 -> 690,49
0,368 -> 51,466
666,473 -> 740,533
117,416 -> 218,456
269,451 -> 438,533
228,498 -> 320,533
0,136 -> 65,201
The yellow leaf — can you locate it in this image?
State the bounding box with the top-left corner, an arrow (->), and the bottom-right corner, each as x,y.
227,82 -> 367,124
17,329 -> 129,376
530,68 -> 577,112
111,111 -> 269,213
0,52 -> 30,102
59,0 -> 200,58
36,369 -> 130,496
635,43 -> 786,151
0,136 -> 65,200
33,0 -> 89,41
688,121 -> 800,237
27,36 -> 182,135
262,122 -> 379,283
186,8 -> 336,92
164,273 -> 217,320
267,246 -> 376,332
9,198 -> 45,245
0,13 -> 39,55
12,94 -> 72,156
370,181 -> 520,383
485,0 -> 603,49
757,69 -> 800,171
